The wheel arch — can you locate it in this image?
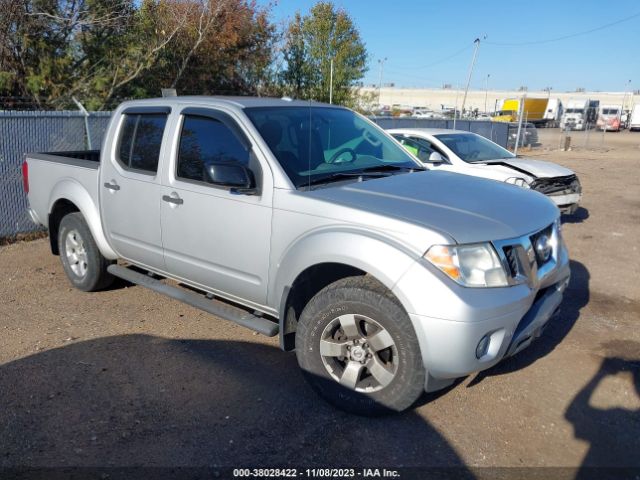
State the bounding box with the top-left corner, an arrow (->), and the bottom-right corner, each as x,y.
48,180 -> 117,259
273,230 -> 419,351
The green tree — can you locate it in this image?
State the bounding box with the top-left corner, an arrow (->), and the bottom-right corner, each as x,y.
280,1 -> 367,106
0,0 -> 279,109
280,12 -> 307,98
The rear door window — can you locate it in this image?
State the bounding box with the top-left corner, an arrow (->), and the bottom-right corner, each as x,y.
118,113 -> 168,173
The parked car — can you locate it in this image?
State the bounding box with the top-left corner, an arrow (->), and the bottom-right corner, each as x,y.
507,122 -> 539,149
23,97 -> 570,415
413,109 -> 444,119
389,128 -> 582,214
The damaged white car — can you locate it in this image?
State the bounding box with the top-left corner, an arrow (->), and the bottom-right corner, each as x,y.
389,128 -> 582,214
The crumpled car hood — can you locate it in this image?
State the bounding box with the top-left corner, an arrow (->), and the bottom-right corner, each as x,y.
495,157 -> 575,179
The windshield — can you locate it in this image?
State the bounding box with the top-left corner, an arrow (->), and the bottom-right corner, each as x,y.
244,106 -> 421,188
566,108 -> 584,114
602,109 -> 619,115
435,133 -> 514,163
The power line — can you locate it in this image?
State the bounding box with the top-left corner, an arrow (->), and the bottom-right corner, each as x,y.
413,44 -> 473,69
486,11 -> 640,46
390,43 -> 473,71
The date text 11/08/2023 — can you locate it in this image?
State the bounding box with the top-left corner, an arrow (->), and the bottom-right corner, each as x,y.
232,468 -> 400,478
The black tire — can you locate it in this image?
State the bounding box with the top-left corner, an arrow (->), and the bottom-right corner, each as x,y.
295,276 -> 425,415
58,212 -> 114,292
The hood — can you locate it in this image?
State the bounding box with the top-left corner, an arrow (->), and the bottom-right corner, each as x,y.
306,171 -> 559,244
487,157 -> 575,179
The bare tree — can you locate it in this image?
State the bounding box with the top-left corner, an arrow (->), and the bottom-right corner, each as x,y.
169,0 -> 235,88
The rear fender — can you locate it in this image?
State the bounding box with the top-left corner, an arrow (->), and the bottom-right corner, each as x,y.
48,179 -> 117,259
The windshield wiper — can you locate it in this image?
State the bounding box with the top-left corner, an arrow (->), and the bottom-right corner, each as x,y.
301,165 -> 424,189
302,171 -> 391,188
360,164 -> 425,173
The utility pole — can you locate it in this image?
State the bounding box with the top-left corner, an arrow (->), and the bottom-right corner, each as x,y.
622,79 -> 631,111
377,57 -> 387,106
545,86 -> 552,99
329,58 -> 334,104
460,37 -> 482,120
484,74 -> 490,114
453,85 -> 459,129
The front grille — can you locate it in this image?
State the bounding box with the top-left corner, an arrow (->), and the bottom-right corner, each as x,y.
503,246 -> 519,278
530,175 -> 580,196
493,223 -> 560,287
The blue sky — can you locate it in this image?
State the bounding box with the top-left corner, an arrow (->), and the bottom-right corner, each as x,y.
266,1 -> 640,92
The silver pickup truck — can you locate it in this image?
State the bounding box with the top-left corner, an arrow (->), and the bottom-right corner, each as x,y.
24,97 -> 571,415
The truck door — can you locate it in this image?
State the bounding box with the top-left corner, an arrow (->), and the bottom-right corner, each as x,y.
100,107 -> 169,271
160,107 -> 273,306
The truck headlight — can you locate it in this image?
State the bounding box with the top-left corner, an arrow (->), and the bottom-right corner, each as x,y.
424,243 -> 509,288
505,177 -> 529,188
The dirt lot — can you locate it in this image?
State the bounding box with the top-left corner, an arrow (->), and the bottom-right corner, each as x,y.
1,129 -> 639,474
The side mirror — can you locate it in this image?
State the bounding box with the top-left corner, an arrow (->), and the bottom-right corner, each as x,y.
426,152 -> 446,164
204,162 -> 257,194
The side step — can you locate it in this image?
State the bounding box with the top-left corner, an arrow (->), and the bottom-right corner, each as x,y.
107,264 -> 279,337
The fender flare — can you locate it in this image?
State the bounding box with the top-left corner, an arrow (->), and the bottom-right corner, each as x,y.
270,226 -> 421,320
48,179 -> 117,259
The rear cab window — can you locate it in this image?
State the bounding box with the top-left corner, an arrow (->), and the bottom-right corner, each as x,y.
117,109 -> 169,174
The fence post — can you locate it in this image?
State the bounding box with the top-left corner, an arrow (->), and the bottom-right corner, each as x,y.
72,97 -> 92,150
514,94 -> 526,156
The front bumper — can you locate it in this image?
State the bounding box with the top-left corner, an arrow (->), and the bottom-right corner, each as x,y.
550,193 -> 582,214
392,226 -> 571,392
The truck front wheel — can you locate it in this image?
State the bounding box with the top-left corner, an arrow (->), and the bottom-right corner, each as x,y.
295,276 -> 425,415
58,213 -> 114,292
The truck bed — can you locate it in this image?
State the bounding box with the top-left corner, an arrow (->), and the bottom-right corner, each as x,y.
25,150 -> 101,229
27,150 -> 101,168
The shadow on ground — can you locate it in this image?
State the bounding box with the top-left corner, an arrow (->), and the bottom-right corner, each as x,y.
0,335 -> 470,470
565,342 -> 640,474
562,207 -> 589,224
468,260 -> 589,386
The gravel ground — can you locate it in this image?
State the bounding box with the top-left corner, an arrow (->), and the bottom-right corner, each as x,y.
0,129 -> 639,473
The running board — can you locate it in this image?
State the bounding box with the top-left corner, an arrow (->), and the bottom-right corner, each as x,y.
107,264 -> 279,337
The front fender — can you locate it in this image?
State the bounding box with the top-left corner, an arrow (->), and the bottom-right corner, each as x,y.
269,226 -> 421,315
48,179 -> 117,259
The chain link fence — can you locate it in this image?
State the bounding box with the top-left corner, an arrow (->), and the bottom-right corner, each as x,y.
0,111 -> 112,238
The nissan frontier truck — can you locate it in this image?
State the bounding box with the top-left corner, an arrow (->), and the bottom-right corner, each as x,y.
23,96 -> 571,415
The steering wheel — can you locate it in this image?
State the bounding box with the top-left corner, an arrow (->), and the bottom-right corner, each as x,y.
328,147 -> 357,164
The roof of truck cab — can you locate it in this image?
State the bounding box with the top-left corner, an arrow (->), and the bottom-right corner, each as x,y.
119,96 -> 338,109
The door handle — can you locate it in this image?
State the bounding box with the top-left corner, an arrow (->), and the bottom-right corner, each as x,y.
162,194 -> 184,205
104,182 -> 120,191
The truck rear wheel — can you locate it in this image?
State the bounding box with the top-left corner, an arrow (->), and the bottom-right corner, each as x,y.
295,276 -> 425,415
58,213 -> 114,292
